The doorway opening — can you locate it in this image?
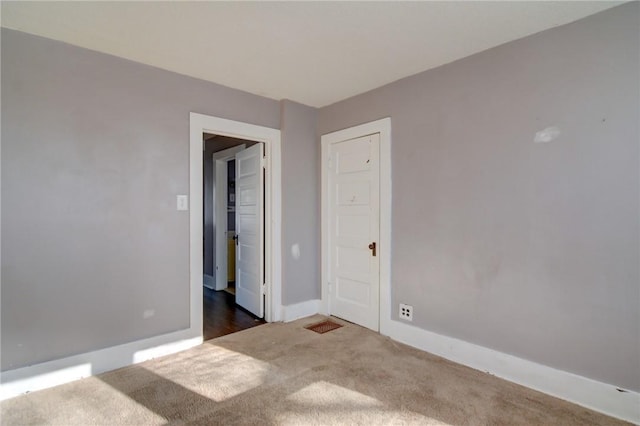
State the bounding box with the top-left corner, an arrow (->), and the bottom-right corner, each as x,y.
202,134 -> 266,340
190,112 -> 283,343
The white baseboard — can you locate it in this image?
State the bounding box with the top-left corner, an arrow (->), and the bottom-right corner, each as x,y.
0,329 -> 202,401
203,274 -> 215,290
385,319 -> 640,424
281,299 -> 320,322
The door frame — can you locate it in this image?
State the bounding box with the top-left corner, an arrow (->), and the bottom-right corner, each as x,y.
190,113 -> 282,333
320,117 -> 392,335
212,144 -> 246,291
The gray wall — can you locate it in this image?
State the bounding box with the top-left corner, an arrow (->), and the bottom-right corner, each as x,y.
318,3 -> 639,391
1,28 -> 281,370
280,100 -> 320,305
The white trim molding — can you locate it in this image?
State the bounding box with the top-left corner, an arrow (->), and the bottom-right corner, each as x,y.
0,330 -> 201,401
190,112 -> 282,323
281,300 -> 321,322
320,117 -> 392,334
387,319 -> 640,424
203,274 -> 215,290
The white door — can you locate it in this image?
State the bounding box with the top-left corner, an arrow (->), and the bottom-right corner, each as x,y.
235,143 -> 265,318
329,134 -> 380,331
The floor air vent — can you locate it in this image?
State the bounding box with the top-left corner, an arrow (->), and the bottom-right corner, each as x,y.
305,319 -> 343,334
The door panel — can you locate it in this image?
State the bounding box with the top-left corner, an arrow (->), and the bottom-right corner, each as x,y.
336,277 -> 371,306
235,143 -> 265,318
329,134 -> 380,331
337,182 -> 371,205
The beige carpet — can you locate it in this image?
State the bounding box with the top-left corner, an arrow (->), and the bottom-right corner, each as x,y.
0,315 -> 629,425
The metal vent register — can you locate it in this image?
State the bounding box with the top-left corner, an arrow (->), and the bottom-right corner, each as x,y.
305,320 -> 343,334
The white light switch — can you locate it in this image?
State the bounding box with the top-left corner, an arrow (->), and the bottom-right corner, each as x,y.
177,195 -> 189,211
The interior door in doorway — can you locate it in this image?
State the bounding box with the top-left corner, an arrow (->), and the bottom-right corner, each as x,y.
329,134 -> 380,331
235,143 -> 265,318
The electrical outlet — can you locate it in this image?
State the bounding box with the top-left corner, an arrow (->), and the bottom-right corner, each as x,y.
399,303 -> 413,321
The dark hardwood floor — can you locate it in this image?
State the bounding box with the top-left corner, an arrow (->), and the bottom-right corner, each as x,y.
203,286 -> 265,341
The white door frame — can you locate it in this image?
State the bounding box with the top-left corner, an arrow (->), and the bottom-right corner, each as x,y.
212,144 -> 246,291
320,117 -> 392,335
190,113 -> 282,332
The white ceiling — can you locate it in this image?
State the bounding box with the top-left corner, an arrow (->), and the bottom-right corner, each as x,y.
1,1 -> 623,107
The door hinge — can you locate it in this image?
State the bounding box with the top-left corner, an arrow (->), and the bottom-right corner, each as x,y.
261,155 -> 266,169
261,282 -> 267,294
327,157 -> 333,170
